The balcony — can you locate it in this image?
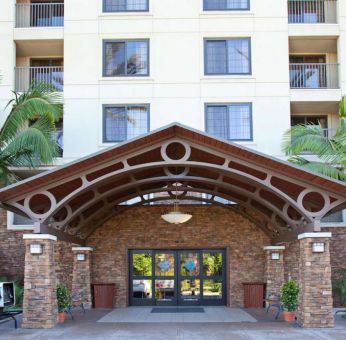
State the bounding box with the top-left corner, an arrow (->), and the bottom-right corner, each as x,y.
289,63 -> 339,89
15,66 -> 64,92
15,2 -> 64,28
288,0 -> 337,24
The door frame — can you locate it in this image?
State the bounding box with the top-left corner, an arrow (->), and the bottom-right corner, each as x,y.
129,248 -> 227,306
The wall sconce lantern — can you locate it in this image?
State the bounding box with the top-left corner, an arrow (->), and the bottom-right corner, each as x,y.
77,253 -> 86,261
30,244 -> 43,254
271,252 -> 280,260
312,242 -> 325,253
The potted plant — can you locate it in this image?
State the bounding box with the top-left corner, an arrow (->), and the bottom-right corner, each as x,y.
57,284 -> 71,323
281,279 -> 299,322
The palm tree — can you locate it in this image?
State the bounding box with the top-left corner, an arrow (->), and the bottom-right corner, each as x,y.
282,96 -> 346,181
0,82 -> 63,187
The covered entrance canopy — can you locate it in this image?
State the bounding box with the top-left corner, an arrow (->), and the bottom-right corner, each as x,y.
0,123 -> 345,245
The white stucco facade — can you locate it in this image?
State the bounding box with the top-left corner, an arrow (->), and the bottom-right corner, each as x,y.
0,0 -> 345,162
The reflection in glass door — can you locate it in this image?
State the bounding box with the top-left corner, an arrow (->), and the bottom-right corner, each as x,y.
155,252 -> 176,305
129,249 -> 226,306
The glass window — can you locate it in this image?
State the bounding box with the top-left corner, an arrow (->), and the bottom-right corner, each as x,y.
203,279 -> 223,299
205,103 -> 252,141
203,252 -> 223,276
181,279 -> 200,297
180,253 -> 200,276
205,38 -> 251,75
155,280 -> 175,301
132,253 -> 152,276
204,0 -> 249,11
13,213 -> 33,226
104,40 -> 149,76
103,105 -> 149,142
104,0 -> 149,12
132,280 -> 152,299
155,253 -> 175,276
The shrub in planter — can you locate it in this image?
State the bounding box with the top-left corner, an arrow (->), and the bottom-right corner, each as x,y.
57,284 -> 71,323
332,270 -> 346,307
281,279 -> 299,322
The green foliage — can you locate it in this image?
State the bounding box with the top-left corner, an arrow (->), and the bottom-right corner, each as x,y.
281,279 -> 299,312
332,270 -> 346,306
203,253 -> 222,276
282,95 -> 346,181
133,253 -> 152,276
0,82 -> 63,187
56,284 -> 72,312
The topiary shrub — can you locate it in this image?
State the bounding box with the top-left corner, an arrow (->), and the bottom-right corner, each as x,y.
281,279 -> 299,312
332,270 -> 346,307
56,284 -> 72,312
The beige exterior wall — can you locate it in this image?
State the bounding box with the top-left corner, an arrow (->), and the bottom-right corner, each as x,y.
1,0 -> 344,162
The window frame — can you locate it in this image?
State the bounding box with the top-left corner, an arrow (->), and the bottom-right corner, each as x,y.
203,0 -> 250,11
102,104 -> 150,143
204,37 -> 252,75
7,211 -> 34,230
103,39 -> 150,77
103,0 -> 149,13
204,103 -> 253,141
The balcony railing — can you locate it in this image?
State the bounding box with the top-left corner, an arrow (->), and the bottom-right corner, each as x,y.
289,63 -> 339,89
15,3 -> 64,28
288,0 -> 337,24
15,66 -> 64,92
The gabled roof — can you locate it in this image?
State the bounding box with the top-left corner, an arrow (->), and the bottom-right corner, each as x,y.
0,123 -> 345,245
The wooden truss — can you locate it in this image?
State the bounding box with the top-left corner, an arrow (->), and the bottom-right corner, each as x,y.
0,124 -> 345,245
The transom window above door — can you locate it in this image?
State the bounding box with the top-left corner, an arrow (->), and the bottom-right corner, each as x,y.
103,0 -> 149,12
205,38 -> 251,75
103,105 -> 149,142
204,0 -> 250,11
205,103 -> 253,141
103,40 -> 149,76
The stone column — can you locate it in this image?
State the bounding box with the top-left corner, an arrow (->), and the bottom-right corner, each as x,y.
263,246 -> 285,299
71,247 -> 93,309
22,234 -> 58,329
297,232 -> 334,328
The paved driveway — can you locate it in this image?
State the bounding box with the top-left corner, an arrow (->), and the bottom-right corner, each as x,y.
0,308 -> 346,339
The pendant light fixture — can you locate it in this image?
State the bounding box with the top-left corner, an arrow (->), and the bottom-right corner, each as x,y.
161,182 -> 192,224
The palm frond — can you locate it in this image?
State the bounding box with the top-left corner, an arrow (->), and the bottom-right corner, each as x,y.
282,124 -> 338,161
0,82 -> 63,147
2,116 -> 59,164
288,156 -> 346,181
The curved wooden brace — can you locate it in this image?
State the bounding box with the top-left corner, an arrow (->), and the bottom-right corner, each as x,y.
72,185 -> 294,241
79,194 -> 278,241
55,175 -> 306,232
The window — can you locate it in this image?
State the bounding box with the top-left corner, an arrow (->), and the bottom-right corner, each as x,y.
7,212 -> 34,230
104,0 -> 149,12
103,40 -> 149,76
103,105 -> 149,142
205,103 -> 252,141
204,0 -> 249,11
291,116 -> 328,136
205,38 -> 251,75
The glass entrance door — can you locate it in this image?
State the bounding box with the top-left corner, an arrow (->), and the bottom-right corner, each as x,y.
129,249 -> 226,306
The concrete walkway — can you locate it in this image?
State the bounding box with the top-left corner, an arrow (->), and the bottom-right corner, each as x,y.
98,307 -> 257,323
0,309 -> 346,339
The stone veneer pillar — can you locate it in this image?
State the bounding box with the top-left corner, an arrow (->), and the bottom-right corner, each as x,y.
22,234 -> 58,329
263,246 -> 285,299
71,247 -> 93,309
297,232 -> 334,328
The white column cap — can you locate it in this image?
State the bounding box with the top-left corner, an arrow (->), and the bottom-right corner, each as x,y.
23,234 -> 57,241
298,232 -> 332,240
72,247 -> 93,251
263,246 -> 285,250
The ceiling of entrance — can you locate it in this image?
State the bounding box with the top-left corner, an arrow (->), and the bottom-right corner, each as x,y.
0,124 -> 345,245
